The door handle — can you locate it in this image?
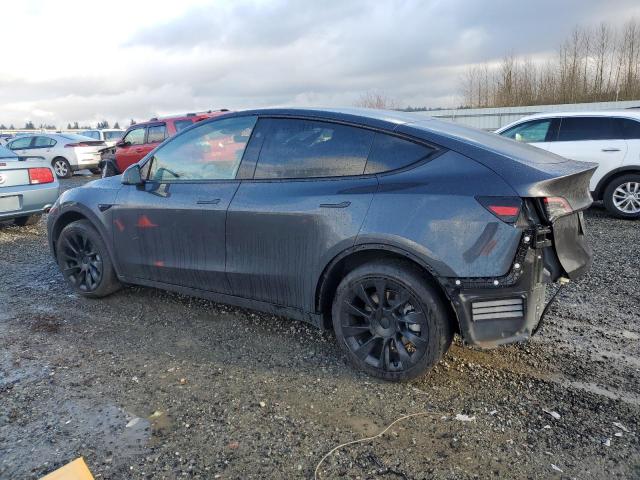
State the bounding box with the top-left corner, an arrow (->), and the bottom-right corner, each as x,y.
319,201 -> 351,208
602,148 -> 621,152
196,198 -> 221,205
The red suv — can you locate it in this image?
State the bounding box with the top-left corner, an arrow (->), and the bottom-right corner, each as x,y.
100,110 -> 229,177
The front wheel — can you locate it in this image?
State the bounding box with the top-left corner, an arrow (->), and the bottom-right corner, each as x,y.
56,220 -> 121,297
332,260 -> 453,381
603,174 -> 640,219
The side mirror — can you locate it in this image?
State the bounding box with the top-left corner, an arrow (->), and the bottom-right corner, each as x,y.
122,164 -> 144,186
116,140 -> 129,148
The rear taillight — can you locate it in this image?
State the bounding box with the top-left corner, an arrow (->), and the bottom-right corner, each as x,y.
28,167 -> 54,184
543,196 -> 573,221
476,196 -> 522,223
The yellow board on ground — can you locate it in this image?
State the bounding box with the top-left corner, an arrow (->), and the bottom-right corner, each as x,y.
40,458 -> 94,480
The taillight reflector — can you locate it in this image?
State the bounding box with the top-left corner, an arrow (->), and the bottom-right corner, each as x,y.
476,196 -> 522,223
28,167 -> 54,184
488,205 -> 520,217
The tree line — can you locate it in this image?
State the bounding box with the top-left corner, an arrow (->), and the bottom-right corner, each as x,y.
461,19 -> 640,108
0,119 -> 136,131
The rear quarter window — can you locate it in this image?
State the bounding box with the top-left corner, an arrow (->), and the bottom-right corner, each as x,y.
365,133 -> 435,174
254,118 -> 375,179
618,118 -> 640,139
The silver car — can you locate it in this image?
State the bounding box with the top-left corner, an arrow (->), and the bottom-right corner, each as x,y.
5,133 -> 105,179
0,145 -> 59,226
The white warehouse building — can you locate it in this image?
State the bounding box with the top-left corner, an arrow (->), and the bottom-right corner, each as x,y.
414,100 -> 640,131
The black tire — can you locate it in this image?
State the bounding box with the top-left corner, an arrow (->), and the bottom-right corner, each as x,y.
13,214 -> 41,226
56,220 -> 121,298
603,173 -> 640,219
52,157 -> 73,179
90,168 -> 102,175
332,259 -> 453,381
101,162 -> 117,178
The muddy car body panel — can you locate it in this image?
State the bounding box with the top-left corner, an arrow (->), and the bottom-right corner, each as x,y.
47,108 -> 595,355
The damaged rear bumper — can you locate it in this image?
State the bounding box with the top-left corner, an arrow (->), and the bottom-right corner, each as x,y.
442,225 -> 575,348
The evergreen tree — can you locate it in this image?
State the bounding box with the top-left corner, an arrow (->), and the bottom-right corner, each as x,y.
113,121 -> 120,129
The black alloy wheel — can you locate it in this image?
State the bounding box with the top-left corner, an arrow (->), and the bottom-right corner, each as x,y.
56,220 -> 121,297
59,230 -> 103,292
332,260 -> 453,381
340,277 -> 428,372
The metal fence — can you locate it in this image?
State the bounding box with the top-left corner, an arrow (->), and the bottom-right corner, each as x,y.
413,100 -> 640,131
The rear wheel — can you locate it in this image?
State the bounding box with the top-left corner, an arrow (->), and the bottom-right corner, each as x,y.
13,214 -> 41,226
332,260 -> 453,381
603,174 -> 640,219
56,220 -> 121,297
52,157 -> 72,179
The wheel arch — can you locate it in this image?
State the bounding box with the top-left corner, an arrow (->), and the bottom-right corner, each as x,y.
50,206 -> 120,275
315,243 -> 459,332
593,166 -> 640,200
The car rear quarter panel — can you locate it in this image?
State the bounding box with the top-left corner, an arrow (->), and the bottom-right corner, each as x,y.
357,151 -> 523,278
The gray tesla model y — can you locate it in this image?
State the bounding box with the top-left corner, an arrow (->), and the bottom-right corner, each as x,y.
47,108 -> 595,381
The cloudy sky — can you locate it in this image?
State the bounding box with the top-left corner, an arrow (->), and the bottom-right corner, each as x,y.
1,0 -> 639,128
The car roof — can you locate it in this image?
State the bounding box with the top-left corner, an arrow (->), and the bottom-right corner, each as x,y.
503,110 -> 640,124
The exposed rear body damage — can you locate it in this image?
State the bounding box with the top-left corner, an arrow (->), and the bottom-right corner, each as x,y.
46,108 -> 595,380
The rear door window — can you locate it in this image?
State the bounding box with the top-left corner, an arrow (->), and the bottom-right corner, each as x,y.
253,118 -> 374,179
33,136 -> 56,148
148,116 -> 256,182
365,133 -> 435,174
500,119 -> 554,143
147,124 -> 167,144
557,117 -> 618,141
122,127 -> 145,146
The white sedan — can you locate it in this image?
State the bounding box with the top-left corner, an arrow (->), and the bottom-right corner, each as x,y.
5,133 -> 105,178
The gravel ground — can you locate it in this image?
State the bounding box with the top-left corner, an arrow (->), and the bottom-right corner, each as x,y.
1,175 -> 639,479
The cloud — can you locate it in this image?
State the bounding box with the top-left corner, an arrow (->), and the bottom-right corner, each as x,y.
0,0 -> 639,127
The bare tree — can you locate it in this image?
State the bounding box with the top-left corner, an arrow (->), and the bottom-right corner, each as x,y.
354,91 -> 398,109
459,19 -> 640,107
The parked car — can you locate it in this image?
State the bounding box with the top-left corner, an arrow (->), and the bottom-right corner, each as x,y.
0,145 -> 59,226
101,110 -> 229,177
5,133 -> 105,179
78,129 -> 124,147
497,111 -> 640,219
47,108 -> 595,381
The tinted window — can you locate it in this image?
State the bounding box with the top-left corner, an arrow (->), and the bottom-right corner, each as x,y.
174,120 -> 193,132
122,127 -> 145,146
8,137 -> 32,149
254,119 -> 374,179
557,117 -> 617,141
147,124 -> 167,143
618,118 -> 640,139
80,130 -> 100,140
33,136 -> 55,147
104,131 -> 123,140
501,119 -> 553,143
148,116 -> 256,182
365,133 -> 435,174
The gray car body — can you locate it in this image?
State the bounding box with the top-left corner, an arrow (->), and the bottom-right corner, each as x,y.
47,108 -> 595,346
0,146 -> 59,221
